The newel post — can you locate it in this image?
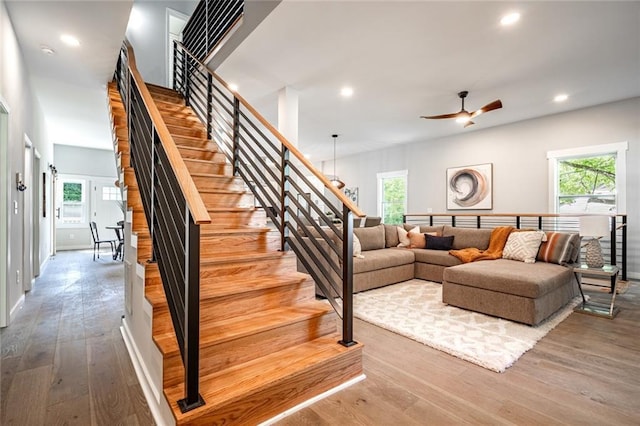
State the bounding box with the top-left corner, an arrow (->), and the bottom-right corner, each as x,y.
339,205 -> 357,347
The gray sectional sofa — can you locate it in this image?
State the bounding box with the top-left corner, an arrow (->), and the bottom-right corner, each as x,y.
298,223 -> 581,325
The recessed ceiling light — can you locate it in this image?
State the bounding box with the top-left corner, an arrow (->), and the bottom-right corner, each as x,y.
500,12 -> 520,26
40,45 -> 55,55
303,153 -> 311,159
228,83 -> 239,92
60,34 -> 80,47
554,94 -> 569,102
340,87 -> 354,97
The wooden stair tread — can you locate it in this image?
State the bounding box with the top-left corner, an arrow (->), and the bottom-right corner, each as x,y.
184,157 -> 226,165
165,334 -> 361,422
155,301 -> 334,356
200,250 -> 294,267
200,225 -> 270,236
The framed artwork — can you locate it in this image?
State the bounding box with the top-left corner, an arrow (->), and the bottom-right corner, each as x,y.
344,187 -> 359,206
446,163 -> 493,210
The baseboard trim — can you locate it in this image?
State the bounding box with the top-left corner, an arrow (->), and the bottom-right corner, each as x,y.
259,374 -> 367,425
9,294 -> 25,323
120,322 -> 170,426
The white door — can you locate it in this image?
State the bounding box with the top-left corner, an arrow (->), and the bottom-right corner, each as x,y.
23,137 -> 33,291
92,179 -> 124,241
167,8 -> 188,88
0,97 -> 9,327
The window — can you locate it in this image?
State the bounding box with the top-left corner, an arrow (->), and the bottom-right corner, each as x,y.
102,186 -> 122,201
548,142 -> 627,213
377,170 -> 407,224
59,178 -> 87,224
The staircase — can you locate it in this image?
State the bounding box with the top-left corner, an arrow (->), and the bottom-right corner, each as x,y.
108,81 -> 363,424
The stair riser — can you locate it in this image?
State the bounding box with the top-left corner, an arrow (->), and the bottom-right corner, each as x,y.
162,114 -> 203,128
199,191 -> 254,208
177,146 -> 223,162
192,175 -> 245,192
185,161 -> 231,176
118,151 -> 130,169
204,210 -> 267,229
131,209 -> 149,234
174,347 -> 363,425
123,168 -> 137,188
150,93 -> 185,105
149,279 -> 315,336
137,236 -> 152,262
154,101 -> 190,114
200,233 -> 280,255
167,125 -> 207,139
199,255 -> 298,281
162,311 -> 338,388
114,138 -> 128,155
172,135 -> 212,150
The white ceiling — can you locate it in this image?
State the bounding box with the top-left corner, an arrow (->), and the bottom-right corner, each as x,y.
5,1 -> 639,159
5,0 -> 132,151
216,1 -> 640,162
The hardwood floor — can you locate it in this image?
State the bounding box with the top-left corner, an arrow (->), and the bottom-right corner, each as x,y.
2,250 -> 638,425
1,250 -> 154,425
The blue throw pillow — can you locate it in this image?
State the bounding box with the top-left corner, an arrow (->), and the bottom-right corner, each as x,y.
425,234 -> 454,250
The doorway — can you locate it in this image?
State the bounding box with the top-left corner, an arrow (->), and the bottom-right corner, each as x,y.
1,95 -> 9,327
23,136 -> 34,292
166,8 -> 189,89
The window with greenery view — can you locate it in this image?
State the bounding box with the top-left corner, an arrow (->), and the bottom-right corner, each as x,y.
377,171 -> 407,224
60,179 -> 86,224
557,154 -> 616,213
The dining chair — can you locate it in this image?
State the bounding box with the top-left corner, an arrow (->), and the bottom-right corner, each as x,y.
89,221 -> 115,261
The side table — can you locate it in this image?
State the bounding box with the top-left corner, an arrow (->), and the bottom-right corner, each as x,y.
573,264 -> 620,319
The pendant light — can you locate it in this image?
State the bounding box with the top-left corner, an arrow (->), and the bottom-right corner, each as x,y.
329,134 -> 345,189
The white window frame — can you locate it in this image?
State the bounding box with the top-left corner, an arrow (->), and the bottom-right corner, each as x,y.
376,169 -> 408,224
57,175 -> 89,228
547,142 -> 628,213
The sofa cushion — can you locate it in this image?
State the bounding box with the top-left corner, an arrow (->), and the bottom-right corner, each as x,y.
537,232 -> 581,265
384,224 -> 400,248
425,234 -> 455,250
404,224 -> 444,235
353,234 -> 363,258
397,226 -> 419,247
442,226 -> 492,250
353,248 -> 415,274
502,230 -> 545,263
354,224 -> 385,251
412,249 -> 462,267
444,258 -> 573,298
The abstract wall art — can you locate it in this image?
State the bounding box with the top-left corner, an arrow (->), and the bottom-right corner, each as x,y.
446,163 -> 493,210
344,187 -> 359,206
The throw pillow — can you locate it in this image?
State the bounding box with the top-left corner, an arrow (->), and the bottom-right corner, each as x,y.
353,224 -> 386,251
353,234 -> 364,259
537,232 -> 581,265
384,224 -> 400,247
397,226 -> 419,247
408,231 -> 426,248
502,230 -> 546,263
425,235 -> 455,250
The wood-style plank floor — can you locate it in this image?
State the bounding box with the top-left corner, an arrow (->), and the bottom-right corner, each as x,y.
1,250 -> 154,425
2,250 -> 639,425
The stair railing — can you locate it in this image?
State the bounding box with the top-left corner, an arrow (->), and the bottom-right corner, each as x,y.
182,0 -> 244,62
115,40 -> 210,413
173,41 -> 365,347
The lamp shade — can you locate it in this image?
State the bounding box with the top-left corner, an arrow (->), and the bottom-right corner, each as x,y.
579,215 -> 610,237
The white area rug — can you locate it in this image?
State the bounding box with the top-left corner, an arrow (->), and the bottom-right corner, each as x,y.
353,280 -> 582,373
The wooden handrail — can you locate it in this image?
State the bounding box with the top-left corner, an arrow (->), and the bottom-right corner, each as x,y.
176,42 -> 364,218
124,40 -> 211,224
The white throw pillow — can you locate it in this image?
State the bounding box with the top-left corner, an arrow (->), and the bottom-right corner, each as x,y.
502,231 -> 546,263
397,226 -> 419,247
353,234 -> 364,258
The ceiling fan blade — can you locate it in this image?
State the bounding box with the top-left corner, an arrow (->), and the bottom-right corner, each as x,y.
464,120 -> 475,128
470,99 -> 502,118
420,112 -> 462,120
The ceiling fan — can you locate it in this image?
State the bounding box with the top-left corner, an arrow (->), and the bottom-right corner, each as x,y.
421,91 -> 502,128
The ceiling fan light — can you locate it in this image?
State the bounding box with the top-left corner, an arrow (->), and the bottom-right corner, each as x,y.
456,115 -> 471,124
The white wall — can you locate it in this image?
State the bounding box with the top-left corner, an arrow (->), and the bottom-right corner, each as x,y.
1,0 -> 53,324
335,97 -> 640,277
126,0 -> 198,86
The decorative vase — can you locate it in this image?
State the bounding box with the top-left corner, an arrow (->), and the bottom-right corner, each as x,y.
585,238 -> 604,268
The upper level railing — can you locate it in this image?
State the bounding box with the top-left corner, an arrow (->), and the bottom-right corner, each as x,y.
115,40 -> 209,413
172,41 -> 365,347
182,0 -> 244,62
404,213 -> 628,280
